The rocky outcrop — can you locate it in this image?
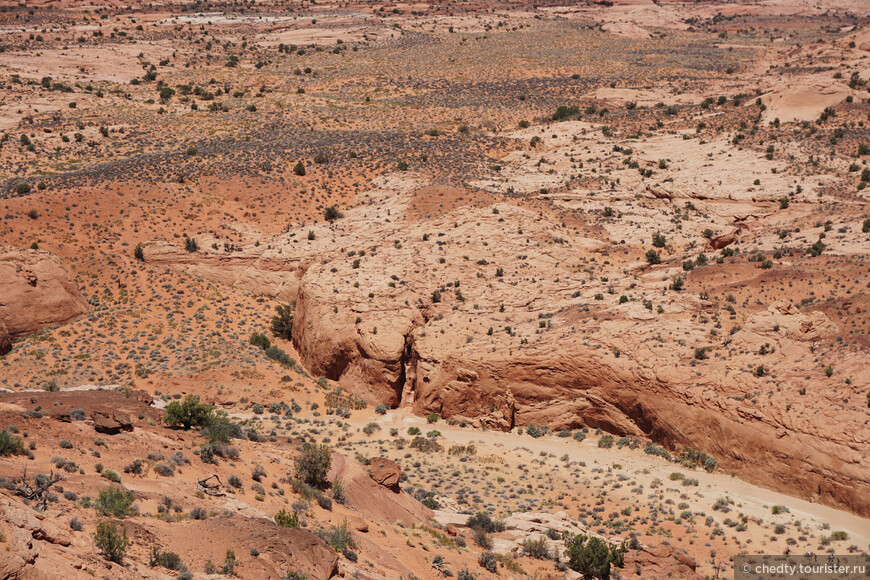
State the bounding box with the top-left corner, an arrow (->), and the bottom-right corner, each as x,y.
0,247 -> 88,337
709,230 -> 737,250
92,411 -> 134,434
330,452 -> 430,526
144,186 -> 870,518
743,300 -> 837,341
141,240 -> 309,302
624,544 -> 700,579
0,494 -> 80,579
368,457 -> 402,490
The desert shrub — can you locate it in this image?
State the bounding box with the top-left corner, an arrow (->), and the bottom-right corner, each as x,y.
249,332 -> 270,350
565,534 -> 625,579
472,528 -> 493,549
265,346 -> 293,366
294,443 -> 331,488
0,429 -> 25,456
274,508 -> 301,528
70,408 -> 86,421
375,404 -> 388,415
324,206 -> 343,221
426,413 -> 439,423
522,537 -> 551,559
645,249 -> 661,265
552,105 -> 580,121
316,520 -> 356,552
150,546 -> 184,570
479,551 -> 498,572
408,427 -> 421,436
525,424 -> 543,438
362,422 -> 380,435
163,395 -> 214,430
202,412 -> 241,443
101,469 -> 121,483
317,495 -> 332,510
96,486 -> 134,517
94,522 -> 128,563
124,459 -> 143,475
293,161 -> 306,176
154,463 -> 174,477
331,477 -> 346,504
69,516 -> 83,531
467,512 -> 505,533
190,507 -> 207,520
169,451 -> 190,466
271,304 -> 294,339
598,435 -> 614,449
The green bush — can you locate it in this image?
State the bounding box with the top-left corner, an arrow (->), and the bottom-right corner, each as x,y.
265,346 -> 294,366
202,412 -> 240,443
271,304 -> 294,339
598,435 -> 614,449
522,537 -> 551,559
478,550 -> 498,572
94,522 -> 128,563
374,404 -> 388,415
101,469 -> 121,483
525,424 -> 544,438
163,395 -> 214,430
645,249 -> 661,265
315,520 -> 356,552
552,105 -> 580,121
150,546 -> 184,570
249,332 -> 270,350
274,508 -> 301,528
566,534 -> 624,579
295,443 -> 331,488
324,206 -> 343,221
96,486 -> 134,517
467,512 -> 505,533
0,429 -> 25,456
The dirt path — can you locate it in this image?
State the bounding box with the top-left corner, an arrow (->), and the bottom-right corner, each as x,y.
359,409 -> 870,548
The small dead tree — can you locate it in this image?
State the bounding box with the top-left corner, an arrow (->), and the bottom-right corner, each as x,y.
13,469 -> 64,511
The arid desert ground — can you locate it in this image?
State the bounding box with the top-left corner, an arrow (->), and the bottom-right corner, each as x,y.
0,0 -> 869,578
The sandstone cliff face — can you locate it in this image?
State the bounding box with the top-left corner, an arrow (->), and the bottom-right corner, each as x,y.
142,240 -> 308,302
144,184 -> 870,518
0,321 -> 11,355
0,247 -> 88,339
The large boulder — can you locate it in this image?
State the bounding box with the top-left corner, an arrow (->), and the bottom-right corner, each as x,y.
369,457 -> 402,490
92,411 -> 133,434
0,247 -> 87,337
